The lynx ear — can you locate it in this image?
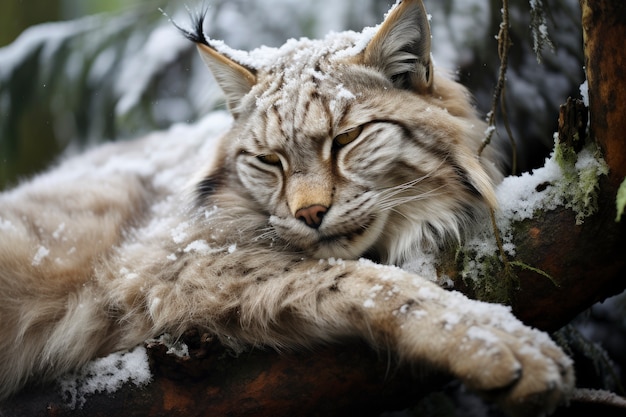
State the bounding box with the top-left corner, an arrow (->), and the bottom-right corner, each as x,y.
175,12 -> 256,116
364,0 -> 433,92
196,44 -> 257,117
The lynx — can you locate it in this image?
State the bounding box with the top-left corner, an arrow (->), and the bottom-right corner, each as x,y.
0,0 -> 573,415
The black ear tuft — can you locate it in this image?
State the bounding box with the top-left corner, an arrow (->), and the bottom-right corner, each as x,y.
168,7 -> 211,46
167,6 -> 257,117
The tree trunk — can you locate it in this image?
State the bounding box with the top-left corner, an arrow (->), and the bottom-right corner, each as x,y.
582,0 -> 626,189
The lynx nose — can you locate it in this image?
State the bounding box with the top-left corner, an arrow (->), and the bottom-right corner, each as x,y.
295,205 -> 328,229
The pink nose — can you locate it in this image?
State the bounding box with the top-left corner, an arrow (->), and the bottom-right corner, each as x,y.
295,205 -> 328,229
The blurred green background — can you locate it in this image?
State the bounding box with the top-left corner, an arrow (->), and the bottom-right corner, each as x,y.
0,0 -> 166,190
0,0 -> 133,47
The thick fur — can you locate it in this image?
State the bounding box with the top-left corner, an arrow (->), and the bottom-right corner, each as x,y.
0,1 -> 572,415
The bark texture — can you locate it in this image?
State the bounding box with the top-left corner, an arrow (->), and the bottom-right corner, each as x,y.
2,331 -> 447,417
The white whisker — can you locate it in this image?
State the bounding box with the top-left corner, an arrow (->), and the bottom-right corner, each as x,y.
377,184 -> 449,212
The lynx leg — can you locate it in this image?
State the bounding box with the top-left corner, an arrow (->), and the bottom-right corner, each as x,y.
138,255 -> 574,416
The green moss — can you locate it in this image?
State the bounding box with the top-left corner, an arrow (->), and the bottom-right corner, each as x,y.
509,261 -> 559,287
553,140 -> 579,182
457,248 -> 515,305
554,141 -> 609,225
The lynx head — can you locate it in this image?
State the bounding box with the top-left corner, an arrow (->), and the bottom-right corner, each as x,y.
181,0 -> 503,265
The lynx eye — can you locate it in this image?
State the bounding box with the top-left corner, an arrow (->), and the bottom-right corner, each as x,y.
257,153 -> 282,166
333,125 -> 364,147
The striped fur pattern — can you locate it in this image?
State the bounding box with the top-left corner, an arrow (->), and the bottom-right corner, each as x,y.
0,1 -> 572,414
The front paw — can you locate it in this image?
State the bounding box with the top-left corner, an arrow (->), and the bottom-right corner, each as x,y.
448,304 -> 575,416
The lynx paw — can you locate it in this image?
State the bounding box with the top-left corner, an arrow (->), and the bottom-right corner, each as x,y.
447,305 -> 575,416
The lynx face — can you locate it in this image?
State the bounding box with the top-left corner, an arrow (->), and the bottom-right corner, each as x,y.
235,42 -> 416,261
184,0 -> 503,264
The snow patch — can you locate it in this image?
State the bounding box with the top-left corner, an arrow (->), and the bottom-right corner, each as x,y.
411,310 -> 428,319
466,326 -> 499,346
363,299 -> 376,308
333,26 -> 378,60
442,311 -> 462,331
171,222 -> 189,244
327,257 -> 344,266
416,286 -> 440,301
147,334 -> 190,359
119,267 -> 139,280
58,346 -> 152,409
52,222 -> 66,239
579,79 -> 589,107
184,239 -> 211,254
363,283 -> 385,308
0,217 -> 15,231
335,83 -> 356,100
401,250 -> 438,283
32,246 -> 50,266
